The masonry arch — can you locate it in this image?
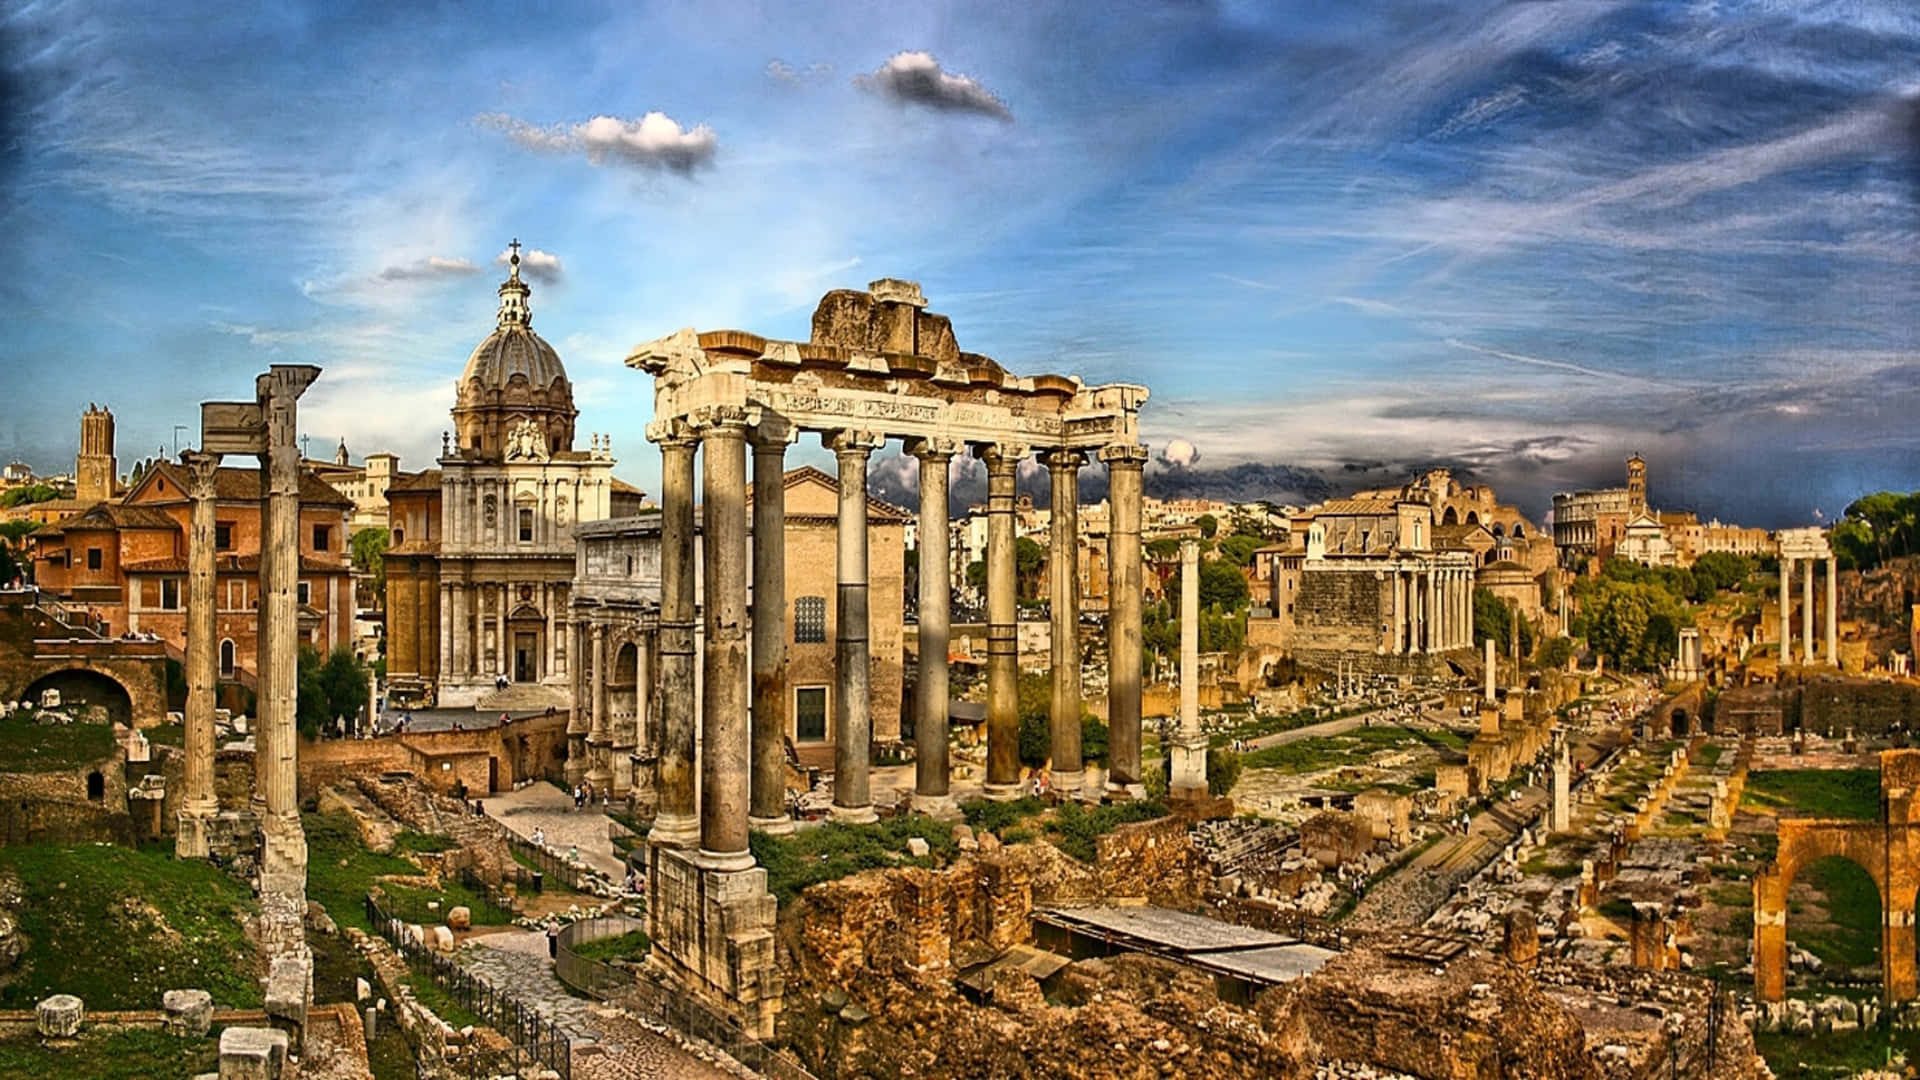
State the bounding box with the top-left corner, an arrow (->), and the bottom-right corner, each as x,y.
22,668 -> 134,727
1465,511 -> 1480,526
1757,809 -> 1916,1004
609,640 -> 638,749
220,639 -> 237,679
1441,506 -> 1459,526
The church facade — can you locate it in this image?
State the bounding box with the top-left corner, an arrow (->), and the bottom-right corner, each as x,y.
385,244 -> 628,708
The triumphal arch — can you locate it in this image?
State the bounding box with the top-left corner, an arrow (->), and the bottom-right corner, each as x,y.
1754,749 -> 1920,1004
625,278 -> 1149,1037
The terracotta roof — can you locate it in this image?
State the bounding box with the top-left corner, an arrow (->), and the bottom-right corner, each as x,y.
388,469 -> 443,492
1313,499 -> 1400,516
33,501 -> 179,535
140,460 -> 355,508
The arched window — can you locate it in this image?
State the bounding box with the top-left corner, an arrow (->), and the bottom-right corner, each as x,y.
220,639 -> 236,679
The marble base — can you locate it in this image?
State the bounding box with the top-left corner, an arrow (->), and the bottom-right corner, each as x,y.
647,844 -> 783,1041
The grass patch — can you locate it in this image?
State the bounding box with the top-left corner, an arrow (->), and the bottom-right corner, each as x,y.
0,714 -> 116,772
571,928 -> 650,963
1794,856 -> 1881,971
1043,801 -> 1169,862
1697,742 -> 1724,767
1519,855 -> 1582,879
305,812 -> 422,933
406,972 -> 484,1029
0,843 -> 260,1009
144,722 -> 186,748
1754,1028 -> 1920,1079
1239,725 -> 1437,774
961,797 -> 1046,837
750,816 -> 959,905
0,1027 -> 218,1080
1742,769 -> 1881,820
393,830 -> 460,854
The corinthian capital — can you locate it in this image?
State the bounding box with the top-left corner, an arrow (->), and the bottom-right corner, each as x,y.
179,450 -> 222,501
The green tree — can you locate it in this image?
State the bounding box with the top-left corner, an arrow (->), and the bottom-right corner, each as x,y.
1217,533 -> 1264,568
296,646 -> 330,739
0,484 -> 58,509
1688,552 -> 1752,598
349,527 -> 389,600
1537,636 -> 1576,670
320,647 -> 370,726
1196,514 -> 1218,539
1015,537 -> 1046,600
1145,537 -> 1183,560
966,559 -> 986,591
1207,748 -> 1242,797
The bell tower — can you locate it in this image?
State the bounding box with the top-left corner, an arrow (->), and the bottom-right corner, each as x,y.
77,404 -> 116,504
1626,453 -> 1647,517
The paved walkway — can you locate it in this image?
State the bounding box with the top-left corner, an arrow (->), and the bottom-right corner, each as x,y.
458,932 -> 734,1080
482,782 -> 627,878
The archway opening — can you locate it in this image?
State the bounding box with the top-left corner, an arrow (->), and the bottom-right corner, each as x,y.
23,669 -> 134,727
86,771 -> 104,800
1671,708 -> 1690,737
1788,855 -> 1882,993
610,641 -> 638,746
1441,506 -> 1459,526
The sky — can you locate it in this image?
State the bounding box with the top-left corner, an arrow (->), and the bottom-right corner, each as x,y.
5,0 -> 1920,528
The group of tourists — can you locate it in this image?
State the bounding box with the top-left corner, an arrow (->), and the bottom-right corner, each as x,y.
571,782 -> 610,811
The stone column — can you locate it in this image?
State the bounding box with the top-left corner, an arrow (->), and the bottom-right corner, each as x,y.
1801,557 -> 1815,666
1429,568 -> 1444,652
911,439 -> 959,817
1485,635 -> 1497,704
451,585 -> 468,680
176,449 -> 221,859
1550,738 -> 1571,832
256,365 -> 316,901
1393,571 -> 1407,654
565,618 -> 587,786
651,425 -> 700,848
695,408 -> 755,866
1102,444 -> 1148,797
437,582 -> 452,682
980,443 -> 1025,800
1779,557 -> 1793,665
1045,449 -> 1085,798
749,423 -> 792,833
1826,554 -> 1838,667
828,430 -> 881,824
589,622 -> 612,793
1170,540 -> 1208,797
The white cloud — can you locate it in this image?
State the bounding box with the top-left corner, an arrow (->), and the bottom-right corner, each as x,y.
854,52 -> 1013,121
496,246 -> 564,284
477,111 -> 719,174
766,59 -> 833,86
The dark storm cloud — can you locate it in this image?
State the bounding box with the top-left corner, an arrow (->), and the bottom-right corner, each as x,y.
854,52 -> 1013,121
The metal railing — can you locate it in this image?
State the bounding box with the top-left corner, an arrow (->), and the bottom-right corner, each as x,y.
365,893 -> 571,1080
553,915 -> 646,1001
490,822 -> 603,894
616,974 -> 821,1080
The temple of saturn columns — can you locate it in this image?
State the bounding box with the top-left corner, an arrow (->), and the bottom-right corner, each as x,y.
1776,526 -> 1839,668
624,278 -> 1149,1037
176,363 -> 318,1034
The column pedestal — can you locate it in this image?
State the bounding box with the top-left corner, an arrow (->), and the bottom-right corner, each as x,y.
646,845 -> 783,1042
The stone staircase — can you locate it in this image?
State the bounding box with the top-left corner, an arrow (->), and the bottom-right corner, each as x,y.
474,682 -> 569,714
353,774 -> 514,880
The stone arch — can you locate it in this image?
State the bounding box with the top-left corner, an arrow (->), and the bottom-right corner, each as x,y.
1757,817 -> 1913,1003
1465,510 -> 1480,526
1441,506 -> 1459,526
22,668 -> 134,727
610,640 -> 639,750
1512,522 -> 1526,538
1490,523 -> 1506,539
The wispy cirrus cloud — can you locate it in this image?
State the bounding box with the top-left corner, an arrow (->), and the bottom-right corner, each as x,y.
378,255 -> 481,281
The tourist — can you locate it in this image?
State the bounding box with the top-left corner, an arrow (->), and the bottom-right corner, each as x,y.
500,712 -> 510,727
567,844 -> 579,864
546,920 -> 560,958
626,868 -> 641,895
532,826 -> 546,848
572,784 -> 584,811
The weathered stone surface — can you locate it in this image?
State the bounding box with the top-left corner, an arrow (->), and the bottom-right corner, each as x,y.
217,1025 -> 288,1080
263,954 -> 311,1036
35,993 -> 82,1038
446,905 -> 472,931
164,988 -> 214,1036
430,925 -> 456,952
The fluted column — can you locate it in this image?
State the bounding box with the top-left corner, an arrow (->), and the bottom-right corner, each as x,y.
256,364 -> 316,901
1393,571 -> 1406,654
980,443 -> 1026,800
1825,554 -> 1838,667
749,422 -> 793,833
589,622 -> 612,793
1045,449 -> 1085,798
651,425 -> 700,848
1102,444 -> 1148,796
694,408 -> 755,866
1429,568 -> 1444,652
1779,558 -> 1792,665
828,430 -> 881,824
911,438 -> 958,816
176,450 -> 221,859
1801,556 -> 1814,666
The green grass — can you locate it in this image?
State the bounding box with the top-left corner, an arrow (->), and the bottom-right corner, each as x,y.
571,928 -> 650,963
1043,801 -> 1169,862
305,812 -> 422,933
0,1027 -> 218,1080
143,722 -> 186,748
1697,742 -> 1724,767
750,816 -> 960,905
1238,725 -> 1444,774
0,843 -> 260,1009
0,713 -> 116,772
1794,856 -> 1881,971
1741,769 -> 1881,820
406,973 -> 484,1030
393,830 -> 460,854
1519,855 -> 1582,879
961,796 -> 1046,837
1754,1029 -> 1919,1079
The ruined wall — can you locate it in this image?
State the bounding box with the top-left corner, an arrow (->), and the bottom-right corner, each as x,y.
295,713 -> 566,797
0,765 -> 133,846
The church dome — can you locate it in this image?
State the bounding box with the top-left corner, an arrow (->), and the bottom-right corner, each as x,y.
451,242 -> 578,460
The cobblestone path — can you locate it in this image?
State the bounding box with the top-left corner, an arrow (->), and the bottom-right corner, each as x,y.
456,932 -> 735,1080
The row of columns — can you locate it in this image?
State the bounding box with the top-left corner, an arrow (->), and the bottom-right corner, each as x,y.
1388,565 -> 1472,654
1779,555 -> 1839,667
645,410 -> 1150,866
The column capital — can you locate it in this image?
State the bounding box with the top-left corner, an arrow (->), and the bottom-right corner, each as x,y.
179,450 -> 222,500
906,436 -> 961,462
749,415 -> 797,449
1042,448 -> 1086,471
974,441 -> 1029,472
686,404 -> 761,434
646,417 -> 698,447
1098,442 -> 1151,468
826,429 -> 883,456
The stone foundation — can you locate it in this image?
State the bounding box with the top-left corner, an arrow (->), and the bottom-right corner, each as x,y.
647,844 -> 783,1040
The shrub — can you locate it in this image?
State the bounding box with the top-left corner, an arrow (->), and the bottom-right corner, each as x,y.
1044,800 -> 1170,863
1207,748 -> 1242,797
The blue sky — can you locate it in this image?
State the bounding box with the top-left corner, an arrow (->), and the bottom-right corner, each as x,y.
5,0 -> 1920,527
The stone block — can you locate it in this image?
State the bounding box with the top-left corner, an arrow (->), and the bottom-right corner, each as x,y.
263,954 -> 311,1038
164,988 -> 214,1036
446,905 -> 472,931
35,993 -> 82,1037
218,1026 -> 289,1080
906,837 -> 931,858
430,925 -> 456,952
